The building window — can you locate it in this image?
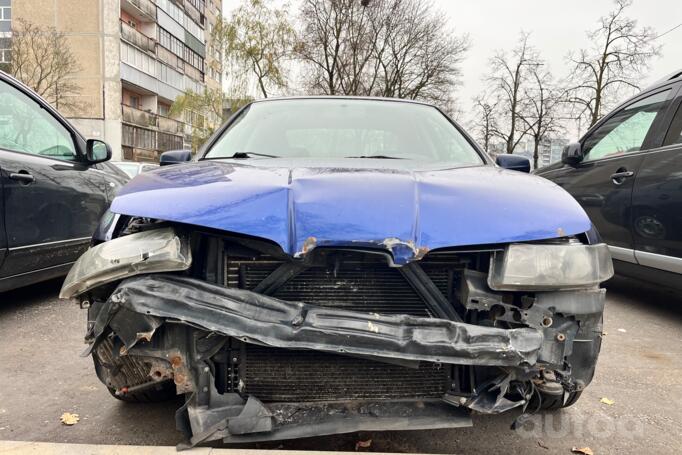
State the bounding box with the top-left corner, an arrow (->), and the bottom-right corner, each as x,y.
123,124 -> 158,150
0,0 -> 11,34
158,131 -> 183,151
158,103 -> 170,117
0,36 -> 10,63
158,26 -> 205,74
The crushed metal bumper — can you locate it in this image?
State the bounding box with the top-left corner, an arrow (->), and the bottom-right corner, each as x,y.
89,275 -> 544,367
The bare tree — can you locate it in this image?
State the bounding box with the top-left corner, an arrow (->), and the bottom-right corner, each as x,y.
565,0 -> 660,128
296,0 -> 469,108
487,33 -> 539,154
8,19 -> 82,111
296,0 -> 382,96
374,0 -> 469,106
520,67 -> 564,169
470,95 -> 499,154
216,0 -> 295,98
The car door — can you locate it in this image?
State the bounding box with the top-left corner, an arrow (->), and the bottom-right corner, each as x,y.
547,87 -> 675,260
631,82 -> 682,273
0,76 -> 111,280
0,167 -> 6,271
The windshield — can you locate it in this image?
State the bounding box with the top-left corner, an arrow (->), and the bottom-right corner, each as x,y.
204,99 -> 484,166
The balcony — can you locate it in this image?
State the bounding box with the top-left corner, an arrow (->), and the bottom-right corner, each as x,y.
158,115 -> 184,135
122,0 -> 157,21
120,21 -> 155,54
122,104 -> 157,128
156,45 -> 185,73
122,104 -> 186,135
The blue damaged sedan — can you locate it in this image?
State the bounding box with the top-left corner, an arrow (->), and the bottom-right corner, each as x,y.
60,98 -> 613,447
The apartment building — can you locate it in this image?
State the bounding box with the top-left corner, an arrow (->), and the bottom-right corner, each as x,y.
7,0 -> 222,161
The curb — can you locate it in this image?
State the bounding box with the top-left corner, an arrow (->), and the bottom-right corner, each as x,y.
0,441 -> 408,455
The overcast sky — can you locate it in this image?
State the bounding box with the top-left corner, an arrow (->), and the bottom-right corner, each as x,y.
222,0 -> 682,140
440,0 -> 681,136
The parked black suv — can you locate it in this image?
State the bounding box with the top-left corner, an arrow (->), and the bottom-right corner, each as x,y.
537,70 -> 682,289
0,71 -> 128,292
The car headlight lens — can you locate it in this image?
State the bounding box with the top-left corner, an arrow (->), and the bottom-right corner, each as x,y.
60,227 -> 191,299
488,243 -> 613,291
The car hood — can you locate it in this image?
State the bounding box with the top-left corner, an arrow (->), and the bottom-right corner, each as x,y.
111,159 -> 591,264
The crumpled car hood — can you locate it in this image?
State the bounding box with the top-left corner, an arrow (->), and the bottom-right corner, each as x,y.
111,160 -> 591,264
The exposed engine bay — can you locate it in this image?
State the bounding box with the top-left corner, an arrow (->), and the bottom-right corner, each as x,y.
62,218 -> 608,449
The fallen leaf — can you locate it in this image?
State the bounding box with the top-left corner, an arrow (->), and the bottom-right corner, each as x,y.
571,447 -> 594,455
355,439 -> 372,451
600,397 -> 615,405
60,412 -> 79,425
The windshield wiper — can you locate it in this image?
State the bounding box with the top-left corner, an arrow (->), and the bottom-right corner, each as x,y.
344,155 -> 405,159
230,151 -> 280,159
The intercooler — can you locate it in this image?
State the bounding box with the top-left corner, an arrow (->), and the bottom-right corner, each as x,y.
216,250 -> 463,402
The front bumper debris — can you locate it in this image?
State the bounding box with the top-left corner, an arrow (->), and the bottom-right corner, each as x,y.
88,275 -> 544,367
180,396 -> 472,447
77,246 -> 606,450
81,273 -> 605,448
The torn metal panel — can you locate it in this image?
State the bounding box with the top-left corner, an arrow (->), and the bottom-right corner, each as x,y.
459,269 -> 553,329
180,388 -> 473,447
535,288 -> 606,315
98,274 -> 544,367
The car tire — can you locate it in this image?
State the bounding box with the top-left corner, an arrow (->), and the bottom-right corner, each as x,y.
534,390 -> 583,411
106,380 -> 177,403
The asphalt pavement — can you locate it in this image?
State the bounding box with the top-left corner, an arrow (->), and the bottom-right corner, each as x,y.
0,276 -> 680,454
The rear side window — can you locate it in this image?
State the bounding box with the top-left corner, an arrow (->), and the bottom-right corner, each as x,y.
664,100 -> 682,146
582,90 -> 671,162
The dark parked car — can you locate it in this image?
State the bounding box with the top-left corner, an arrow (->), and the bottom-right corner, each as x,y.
61,97 -> 613,447
0,71 -> 127,293
537,70 -> 682,289
111,160 -> 159,178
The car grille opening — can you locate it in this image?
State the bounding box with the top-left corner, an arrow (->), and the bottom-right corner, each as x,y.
223,250 -> 459,317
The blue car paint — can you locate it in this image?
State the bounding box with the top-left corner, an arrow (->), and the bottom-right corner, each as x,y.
112,159 -> 592,264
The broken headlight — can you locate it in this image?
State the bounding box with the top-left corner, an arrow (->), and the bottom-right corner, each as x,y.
488,243 -> 613,291
60,227 -> 191,299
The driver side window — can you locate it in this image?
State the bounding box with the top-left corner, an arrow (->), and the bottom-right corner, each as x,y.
582,89 -> 671,163
0,80 -> 77,160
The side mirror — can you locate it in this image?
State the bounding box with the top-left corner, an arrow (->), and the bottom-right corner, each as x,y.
495,154 -> 530,173
86,139 -> 112,164
160,149 -> 192,166
561,142 -> 583,166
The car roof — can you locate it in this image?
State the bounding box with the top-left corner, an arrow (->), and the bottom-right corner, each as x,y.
642,69 -> 682,92
249,96 -> 437,109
